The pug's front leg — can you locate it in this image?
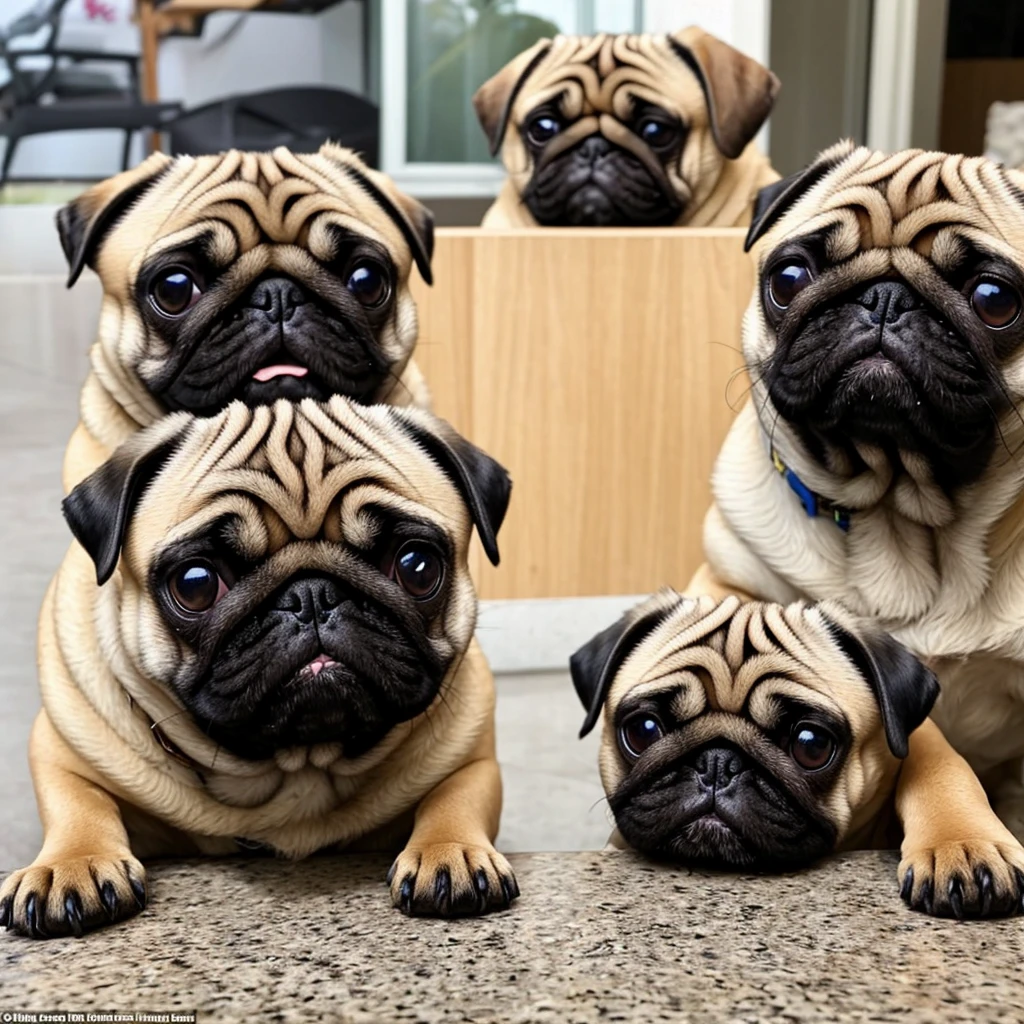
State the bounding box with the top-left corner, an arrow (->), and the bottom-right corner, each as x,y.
896,718 -> 1024,918
0,711 -> 146,939
388,725 -> 518,917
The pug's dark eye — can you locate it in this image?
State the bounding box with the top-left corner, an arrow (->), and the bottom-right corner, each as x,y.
168,560 -> 226,614
527,114 -> 561,146
393,540 -> 444,600
638,118 -> 678,148
790,722 -> 836,772
768,260 -> 814,309
971,278 -> 1021,329
150,267 -> 202,317
618,712 -> 665,760
346,260 -> 391,308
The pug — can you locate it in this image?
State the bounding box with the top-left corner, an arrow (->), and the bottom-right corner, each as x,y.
473,26 -> 779,229
689,141 -> 1024,910
572,592 -> 1024,917
56,143 -> 434,492
0,397 -> 516,938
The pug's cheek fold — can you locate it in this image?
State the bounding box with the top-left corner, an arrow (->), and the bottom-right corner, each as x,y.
765,283 -> 1006,491
142,284 -> 393,417
610,764 -> 838,870
524,142 -> 680,228
171,584 -> 450,763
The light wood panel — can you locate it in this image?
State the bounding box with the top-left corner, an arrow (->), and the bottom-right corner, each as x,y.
412,228 -> 753,600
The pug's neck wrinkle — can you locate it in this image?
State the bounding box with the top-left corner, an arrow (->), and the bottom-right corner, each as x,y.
685,142 -> 777,228
764,403 -> 957,529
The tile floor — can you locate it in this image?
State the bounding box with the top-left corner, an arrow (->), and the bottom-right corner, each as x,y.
0,274 -> 610,870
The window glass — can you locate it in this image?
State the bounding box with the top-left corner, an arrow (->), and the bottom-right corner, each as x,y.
405,0 -> 642,164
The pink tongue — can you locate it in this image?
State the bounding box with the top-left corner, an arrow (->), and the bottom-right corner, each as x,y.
307,654 -> 337,678
253,364 -> 309,382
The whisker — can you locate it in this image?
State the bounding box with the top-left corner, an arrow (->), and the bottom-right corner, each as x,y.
150,708 -> 191,730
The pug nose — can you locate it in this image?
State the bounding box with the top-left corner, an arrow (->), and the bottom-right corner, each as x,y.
856,280 -> 923,325
249,276 -> 307,324
578,135 -> 612,164
693,745 -> 746,790
275,577 -> 342,625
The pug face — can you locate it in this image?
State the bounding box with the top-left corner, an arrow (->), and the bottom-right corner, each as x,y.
473,27 -> 778,227
62,398 -> 510,763
571,593 -> 938,869
744,142 -> 1024,495
57,144 -> 434,418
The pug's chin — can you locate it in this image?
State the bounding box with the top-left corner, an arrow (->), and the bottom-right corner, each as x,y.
669,814 -> 758,868
526,181 -> 679,227
612,775 -> 837,871
235,371 -> 331,406
623,811 -> 832,871
819,356 -> 925,447
194,661 -> 442,764
783,356 -> 999,481
524,142 -> 680,227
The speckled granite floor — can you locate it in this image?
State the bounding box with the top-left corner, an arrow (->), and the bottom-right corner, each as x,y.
2,851 -> 1023,1023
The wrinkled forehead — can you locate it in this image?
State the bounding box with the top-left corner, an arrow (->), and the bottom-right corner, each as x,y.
762,150 -> 1024,261
132,404 -> 469,554
105,149 -> 407,269
518,32 -> 702,122
608,602 -> 872,726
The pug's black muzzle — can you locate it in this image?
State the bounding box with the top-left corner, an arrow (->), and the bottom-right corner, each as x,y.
182,573 -> 446,762
611,742 -> 836,869
766,279 -> 1005,489
524,136 -> 680,227
151,275 -> 392,416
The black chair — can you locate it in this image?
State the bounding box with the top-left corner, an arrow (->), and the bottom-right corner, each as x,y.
168,85 -> 379,165
0,0 -> 181,184
0,0 -> 141,109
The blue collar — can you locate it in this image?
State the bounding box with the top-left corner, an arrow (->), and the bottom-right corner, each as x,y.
771,447 -> 851,532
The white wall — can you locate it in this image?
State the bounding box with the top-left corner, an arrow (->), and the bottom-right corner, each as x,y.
643,0 -> 771,66
0,0 -> 364,180
643,0 -> 772,153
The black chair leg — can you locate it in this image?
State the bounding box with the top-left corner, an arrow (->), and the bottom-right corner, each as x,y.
0,133 -> 21,189
121,128 -> 133,171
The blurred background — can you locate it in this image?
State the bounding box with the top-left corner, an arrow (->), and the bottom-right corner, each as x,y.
0,0 -> 1022,220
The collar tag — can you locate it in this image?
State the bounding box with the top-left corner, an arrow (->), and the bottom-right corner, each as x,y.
771,447 -> 850,532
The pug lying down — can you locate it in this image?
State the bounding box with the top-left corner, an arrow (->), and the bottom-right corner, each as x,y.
572,592 -> 1024,918
1,397 -> 516,938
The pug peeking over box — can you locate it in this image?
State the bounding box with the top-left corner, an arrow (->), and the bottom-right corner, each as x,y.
474,26 -> 779,228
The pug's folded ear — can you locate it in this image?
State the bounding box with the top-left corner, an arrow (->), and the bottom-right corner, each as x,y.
62,418 -> 188,586
400,417 -> 512,567
825,618 -> 940,759
744,139 -> 857,251
571,591 -> 683,739
669,26 -> 780,160
56,152 -> 172,288
318,144 -> 436,286
473,38 -> 553,156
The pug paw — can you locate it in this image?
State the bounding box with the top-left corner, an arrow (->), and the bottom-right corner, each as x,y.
387,842 -> 519,917
898,840 -> 1024,919
0,854 -> 147,939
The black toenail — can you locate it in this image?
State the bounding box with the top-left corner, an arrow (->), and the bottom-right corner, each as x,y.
900,868 -> 914,903
948,877 -> 964,920
64,891 -> 84,938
